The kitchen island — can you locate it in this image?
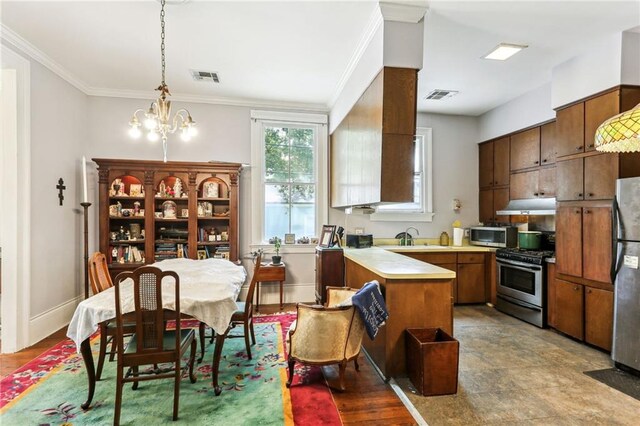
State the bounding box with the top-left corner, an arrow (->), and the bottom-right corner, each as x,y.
343,247 -> 456,378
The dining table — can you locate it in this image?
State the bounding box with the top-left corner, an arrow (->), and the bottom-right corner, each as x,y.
67,258 -> 247,409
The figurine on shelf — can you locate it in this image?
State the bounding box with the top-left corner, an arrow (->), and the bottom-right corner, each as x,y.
133,201 -> 141,216
111,178 -> 122,197
174,178 -> 183,198
111,246 -> 118,260
158,180 -> 166,197
118,226 -> 126,240
116,201 -> 123,216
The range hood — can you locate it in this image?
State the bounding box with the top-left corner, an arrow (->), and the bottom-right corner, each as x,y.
496,198 -> 556,216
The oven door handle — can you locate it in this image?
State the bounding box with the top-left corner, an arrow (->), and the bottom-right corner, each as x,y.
496,259 -> 543,271
497,294 -> 542,312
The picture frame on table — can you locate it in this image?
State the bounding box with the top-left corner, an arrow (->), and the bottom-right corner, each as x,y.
197,250 -> 208,260
284,233 -> 295,244
319,225 -> 336,248
129,183 -> 142,197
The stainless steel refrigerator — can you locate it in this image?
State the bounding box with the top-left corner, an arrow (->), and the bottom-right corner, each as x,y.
612,176 -> 640,372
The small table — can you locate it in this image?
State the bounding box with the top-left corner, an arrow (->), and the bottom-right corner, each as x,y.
255,262 -> 286,311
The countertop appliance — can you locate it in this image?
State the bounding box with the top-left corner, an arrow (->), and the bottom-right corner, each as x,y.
612,177 -> 640,373
346,233 -> 373,248
470,226 -> 518,248
495,244 -> 555,328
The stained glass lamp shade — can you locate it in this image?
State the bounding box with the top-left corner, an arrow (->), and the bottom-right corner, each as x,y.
595,103 -> 640,153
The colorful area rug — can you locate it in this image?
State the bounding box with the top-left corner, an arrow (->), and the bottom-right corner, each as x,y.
0,313 -> 341,425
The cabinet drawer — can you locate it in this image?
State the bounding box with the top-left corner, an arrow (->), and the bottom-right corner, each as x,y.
458,253 -> 484,264
407,252 -> 457,264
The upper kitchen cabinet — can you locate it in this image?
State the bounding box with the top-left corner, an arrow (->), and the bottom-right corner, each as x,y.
330,67 -> 417,208
540,121 -> 557,165
510,127 -> 540,171
478,137 -> 509,190
555,86 -> 640,202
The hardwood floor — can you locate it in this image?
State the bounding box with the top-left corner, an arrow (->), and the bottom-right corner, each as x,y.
0,303 -> 417,425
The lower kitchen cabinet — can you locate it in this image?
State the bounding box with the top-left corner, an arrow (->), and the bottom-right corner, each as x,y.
546,263 -> 557,328
585,286 -> 613,351
555,279 -> 584,340
401,252 -> 487,304
315,247 -> 345,304
552,278 -> 613,351
457,254 -> 485,304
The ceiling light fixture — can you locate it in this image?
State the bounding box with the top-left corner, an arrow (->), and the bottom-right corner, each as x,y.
483,43 -> 528,61
128,0 -> 196,162
595,103 -> 640,153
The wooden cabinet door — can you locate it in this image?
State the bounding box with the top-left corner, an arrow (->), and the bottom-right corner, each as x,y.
583,207 -> 612,283
457,263 -> 485,303
556,206 -> 583,277
537,167 -> 556,198
494,188 -> 510,223
493,137 -> 510,187
510,170 -> 538,199
510,127 -> 540,171
479,142 -> 494,189
555,279 -> 584,340
547,263 -> 557,328
479,189 -> 494,223
540,121 -> 557,165
556,158 -> 584,201
584,154 -> 618,201
585,287 -> 613,351
556,103 -> 585,158
440,263 -> 458,304
585,91 -> 619,152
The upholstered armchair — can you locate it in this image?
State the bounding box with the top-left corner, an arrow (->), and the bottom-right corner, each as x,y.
286,287 -> 365,391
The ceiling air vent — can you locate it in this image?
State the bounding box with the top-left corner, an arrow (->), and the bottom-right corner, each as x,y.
424,89 -> 458,100
190,70 -> 220,83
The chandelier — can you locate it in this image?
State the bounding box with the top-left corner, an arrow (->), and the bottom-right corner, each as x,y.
128,0 -> 196,162
595,103 -> 640,153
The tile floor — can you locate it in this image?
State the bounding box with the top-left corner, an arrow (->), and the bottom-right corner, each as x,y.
396,305 -> 640,425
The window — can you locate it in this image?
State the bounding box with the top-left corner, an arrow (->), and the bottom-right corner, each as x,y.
251,111 -> 328,245
370,127 -> 433,221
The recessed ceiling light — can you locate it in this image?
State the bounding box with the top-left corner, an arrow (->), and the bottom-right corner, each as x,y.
483,43 -> 528,61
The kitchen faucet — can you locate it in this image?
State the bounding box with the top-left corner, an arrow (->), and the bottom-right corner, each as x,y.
402,227 -> 420,246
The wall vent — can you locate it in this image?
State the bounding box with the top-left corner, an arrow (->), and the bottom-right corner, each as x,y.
424,89 -> 458,100
190,70 -> 220,83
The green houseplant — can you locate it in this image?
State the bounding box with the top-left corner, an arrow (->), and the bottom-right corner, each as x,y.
271,236 -> 282,265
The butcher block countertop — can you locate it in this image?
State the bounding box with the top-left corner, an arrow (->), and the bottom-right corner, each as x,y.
377,244 -> 496,253
343,247 -> 456,280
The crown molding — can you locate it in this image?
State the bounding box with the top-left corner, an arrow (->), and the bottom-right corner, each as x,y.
379,1 -> 428,23
327,6 -> 383,109
88,87 -> 329,112
1,23 -> 90,94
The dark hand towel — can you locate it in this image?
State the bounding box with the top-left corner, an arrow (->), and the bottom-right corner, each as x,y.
352,280 -> 389,340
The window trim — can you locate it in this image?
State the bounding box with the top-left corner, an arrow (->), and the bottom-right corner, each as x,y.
250,110 -> 328,250
370,127 -> 434,222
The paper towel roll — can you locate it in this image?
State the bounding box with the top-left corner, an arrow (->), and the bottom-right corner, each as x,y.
453,228 -> 463,246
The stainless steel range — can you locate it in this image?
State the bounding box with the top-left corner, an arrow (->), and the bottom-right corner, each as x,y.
495,248 -> 554,327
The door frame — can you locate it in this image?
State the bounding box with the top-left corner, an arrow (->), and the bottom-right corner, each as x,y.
1,46 -> 31,353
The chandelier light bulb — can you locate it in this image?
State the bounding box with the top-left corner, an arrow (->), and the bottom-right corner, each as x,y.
144,116 -> 158,130
180,130 -> 191,142
128,126 -> 142,139
188,124 -> 198,137
147,130 -> 160,142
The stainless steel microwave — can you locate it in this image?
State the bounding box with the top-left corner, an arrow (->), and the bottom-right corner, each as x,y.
470,226 -> 518,248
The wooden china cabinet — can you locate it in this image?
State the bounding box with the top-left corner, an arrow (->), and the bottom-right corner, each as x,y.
94,159 -> 242,279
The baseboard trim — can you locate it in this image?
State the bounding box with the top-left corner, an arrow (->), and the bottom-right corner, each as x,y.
29,296 -> 82,345
238,282 -> 315,306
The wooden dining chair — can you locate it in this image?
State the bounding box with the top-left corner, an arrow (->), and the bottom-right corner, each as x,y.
88,252 -> 136,381
113,266 -> 197,425
226,253 -> 262,359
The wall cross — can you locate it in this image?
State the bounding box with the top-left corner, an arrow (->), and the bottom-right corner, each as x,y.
56,178 -> 66,206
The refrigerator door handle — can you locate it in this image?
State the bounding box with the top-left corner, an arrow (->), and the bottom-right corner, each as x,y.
611,197 -> 620,284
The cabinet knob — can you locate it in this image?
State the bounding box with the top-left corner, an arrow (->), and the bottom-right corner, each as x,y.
534,160 -> 539,164
539,192 -> 545,195
584,209 -> 590,214
587,288 -> 592,293
587,193 -> 594,198
574,286 -> 579,291
588,144 -> 594,148
576,146 -> 583,151
575,209 -> 581,214
577,193 -> 583,198
542,159 -> 548,163
534,192 -> 539,196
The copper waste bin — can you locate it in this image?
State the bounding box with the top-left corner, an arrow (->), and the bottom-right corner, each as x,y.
406,328 -> 459,396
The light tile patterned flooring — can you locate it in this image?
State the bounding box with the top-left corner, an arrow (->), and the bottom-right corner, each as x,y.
397,305 -> 640,425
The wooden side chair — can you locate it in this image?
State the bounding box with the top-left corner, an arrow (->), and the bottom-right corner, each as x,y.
113,266 -> 197,425
225,253 -> 262,359
286,286 -> 365,391
88,252 -> 136,380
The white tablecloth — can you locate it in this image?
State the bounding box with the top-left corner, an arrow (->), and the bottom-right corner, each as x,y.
67,258 -> 247,350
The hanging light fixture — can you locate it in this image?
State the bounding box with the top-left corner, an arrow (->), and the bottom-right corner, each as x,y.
128,0 -> 196,162
595,103 -> 640,153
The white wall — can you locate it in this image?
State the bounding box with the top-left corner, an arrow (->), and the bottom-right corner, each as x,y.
2,42 -> 89,345
478,82 -> 554,142
621,30 -> 640,85
551,32 -> 623,109
329,113 -> 479,238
